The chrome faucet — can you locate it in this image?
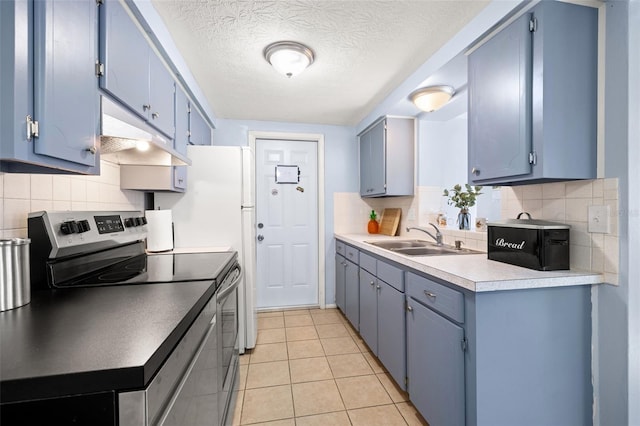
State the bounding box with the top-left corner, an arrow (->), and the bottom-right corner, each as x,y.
406,223 -> 443,246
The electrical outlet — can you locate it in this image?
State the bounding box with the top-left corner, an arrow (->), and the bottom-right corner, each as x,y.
588,205 -> 610,233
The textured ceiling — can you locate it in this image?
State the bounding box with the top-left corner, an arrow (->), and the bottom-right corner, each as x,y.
151,0 -> 490,126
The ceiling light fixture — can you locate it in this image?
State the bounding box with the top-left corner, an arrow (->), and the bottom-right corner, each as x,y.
409,85 -> 456,112
264,41 -> 315,78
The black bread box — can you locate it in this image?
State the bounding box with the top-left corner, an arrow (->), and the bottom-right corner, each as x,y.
487,219 -> 570,271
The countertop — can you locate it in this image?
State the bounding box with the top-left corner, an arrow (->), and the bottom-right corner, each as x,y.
0,280 -> 216,403
336,233 -> 603,292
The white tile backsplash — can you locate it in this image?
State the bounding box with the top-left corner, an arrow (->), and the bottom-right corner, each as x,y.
4,174 -> 31,199
1,161 -> 145,238
52,176 -> 72,201
31,175 -> 53,200
334,178 -> 619,284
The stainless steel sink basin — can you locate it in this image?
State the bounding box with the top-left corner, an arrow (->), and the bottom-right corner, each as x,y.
366,239 -> 482,256
392,246 -> 482,256
365,240 -> 432,249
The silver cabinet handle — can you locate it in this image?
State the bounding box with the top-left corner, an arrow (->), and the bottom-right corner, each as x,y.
471,167 -> 480,175
424,290 -> 436,299
86,146 -> 97,155
152,112 -> 160,119
257,235 -> 264,241
370,281 -> 375,286
407,305 -> 413,312
376,285 -> 381,290
143,104 -> 151,111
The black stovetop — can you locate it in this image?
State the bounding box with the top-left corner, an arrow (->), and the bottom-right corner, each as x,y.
53,251 -> 238,288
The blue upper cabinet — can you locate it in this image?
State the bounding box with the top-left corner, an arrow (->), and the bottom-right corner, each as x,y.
100,0 -> 175,139
174,86 -> 189,155
359,116 -> 414,197
468,2 -> 597,186
189,105 -> 211,146
1,0 -> 99,174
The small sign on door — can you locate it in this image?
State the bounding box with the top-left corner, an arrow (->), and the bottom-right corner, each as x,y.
275,165 -> 299,184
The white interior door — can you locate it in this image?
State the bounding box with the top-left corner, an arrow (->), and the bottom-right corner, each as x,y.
255,139 -> 318,308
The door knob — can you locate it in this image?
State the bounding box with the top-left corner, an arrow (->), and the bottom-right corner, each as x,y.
258,223 -> 264,229
257,234 -> 264,241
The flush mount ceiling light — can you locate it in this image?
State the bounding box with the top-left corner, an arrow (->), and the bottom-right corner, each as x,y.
264,41 -> 315,78
409,85 -> 456,112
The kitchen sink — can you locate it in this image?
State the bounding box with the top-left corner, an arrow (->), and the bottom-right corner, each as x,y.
366,239 -> 432,249
366,240 -> 482,256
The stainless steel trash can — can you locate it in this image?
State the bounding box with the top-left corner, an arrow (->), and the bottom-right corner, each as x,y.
1,238 -> 31,312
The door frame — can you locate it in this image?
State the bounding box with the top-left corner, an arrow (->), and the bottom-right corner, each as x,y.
249,131 -> 326,309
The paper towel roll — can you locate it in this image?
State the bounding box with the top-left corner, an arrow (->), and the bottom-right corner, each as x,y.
145,210 -> 174,252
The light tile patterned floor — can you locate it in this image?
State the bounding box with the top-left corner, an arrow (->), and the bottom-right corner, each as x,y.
232,308 -> 428,425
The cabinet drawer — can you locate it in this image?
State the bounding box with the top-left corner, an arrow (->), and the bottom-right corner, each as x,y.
359,252 -> 376,274
407,273 -> 464,323
377,260 -> 404,292
345,245 -> 359,265
336,241 -> 346,256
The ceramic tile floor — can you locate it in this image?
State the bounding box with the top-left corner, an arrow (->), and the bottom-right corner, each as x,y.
232,308 -> 428,426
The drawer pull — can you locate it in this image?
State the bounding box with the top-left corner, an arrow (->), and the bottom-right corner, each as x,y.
424,291 -> 437,299
370,281 -> 375,286
376,285 -> 381,290
407,305 -> 413,312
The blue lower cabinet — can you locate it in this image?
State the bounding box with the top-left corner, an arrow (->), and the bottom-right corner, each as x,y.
377,280 -> 406,390
334,253 -> 346,313
357,256 -> 408,391
406,271 -> 592,426
358,268 -> 378,352
344,258 -> 359,329
407,296 -> 465,426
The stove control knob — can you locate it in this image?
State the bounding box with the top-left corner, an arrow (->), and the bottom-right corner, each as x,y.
141,217 -> 148,225
134,217 -> 143,226
60,221 -> 79,235
124,218 -> 135,228
77,220 -> 91,233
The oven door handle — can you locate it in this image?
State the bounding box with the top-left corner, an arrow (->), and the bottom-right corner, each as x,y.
217,265 -> 242,301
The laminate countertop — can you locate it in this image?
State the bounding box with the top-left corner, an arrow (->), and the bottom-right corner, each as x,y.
336,233 -> 603,292
0,280 -> 215,403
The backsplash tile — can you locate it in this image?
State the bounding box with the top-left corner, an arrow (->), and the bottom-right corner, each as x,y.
0,160 -> 144,238
334,178 -> 619,284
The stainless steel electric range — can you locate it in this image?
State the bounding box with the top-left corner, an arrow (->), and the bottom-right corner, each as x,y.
21,210 -> 241,426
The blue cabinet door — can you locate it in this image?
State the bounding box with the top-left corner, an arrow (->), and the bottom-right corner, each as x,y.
174,86 -> 189,155
335,254 -> 346,313
368,120 -> 386,196
172,166 -> 187,191
0,0 -> 34,166
358,268 -> 377,353
100,0 -> 149,120
344,259 -> 359,330
33,0 -> 99,167
359,130 -> 371,196
468,12 -> 532,184
377,280 -> 406,391
359,119 -> 386,196
407,298 -> 465,426
148,52 -> 175,138
189,106 -> 211,146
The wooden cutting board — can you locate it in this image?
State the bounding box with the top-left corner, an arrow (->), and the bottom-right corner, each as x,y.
379,208 -> 402,236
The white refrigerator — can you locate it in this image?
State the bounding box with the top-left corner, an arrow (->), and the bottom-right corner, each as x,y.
155,145 -> 257,353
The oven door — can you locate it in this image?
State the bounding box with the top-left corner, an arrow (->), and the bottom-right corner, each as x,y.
216,263 -> 241,425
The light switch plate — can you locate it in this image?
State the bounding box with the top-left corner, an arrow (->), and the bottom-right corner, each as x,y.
588,205 -> 610,233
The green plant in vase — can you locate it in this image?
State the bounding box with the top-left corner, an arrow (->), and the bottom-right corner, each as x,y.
443,184 -> 483,230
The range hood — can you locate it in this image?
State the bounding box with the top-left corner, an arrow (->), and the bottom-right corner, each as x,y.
100,97 -> 191,166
